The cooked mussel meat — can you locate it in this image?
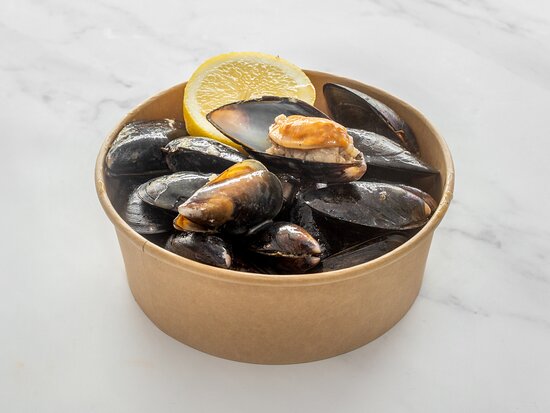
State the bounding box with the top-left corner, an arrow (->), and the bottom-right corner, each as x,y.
247,222 -> 321,273
106,119 -> 187,175
137,171 -> 212,211
166,232 -> 232,269
207,97 -> 366,183
174,160 -> 283,235
324,83 -> 419,154
302,181 -> 436,230
163,136 -> 247,173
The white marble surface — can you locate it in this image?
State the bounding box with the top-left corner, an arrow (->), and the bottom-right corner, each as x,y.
1,0 -> 549,411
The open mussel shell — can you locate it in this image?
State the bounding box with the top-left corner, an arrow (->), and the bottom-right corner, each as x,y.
310,233 -> 409,272
207,96 -> 328,152
348,129 -> 438,182
323,83 -> 419,154
246,222 -> 322,274
176,160 -> 283,235
207,97 -> 366,183
106,119 -> 187,176
124,187 -> 175,235
137,171 -> 212,212
165,232 -> 232,269
302,181 -> 437,231
163,136 -> 247,174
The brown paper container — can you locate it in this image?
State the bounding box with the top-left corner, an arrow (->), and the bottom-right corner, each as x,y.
95,71 -> 454,364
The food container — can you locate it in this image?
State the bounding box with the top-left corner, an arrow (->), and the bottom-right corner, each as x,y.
95,70 -> 454,364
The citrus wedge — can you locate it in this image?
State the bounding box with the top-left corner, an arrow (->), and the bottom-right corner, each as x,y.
183,52 -> 316,148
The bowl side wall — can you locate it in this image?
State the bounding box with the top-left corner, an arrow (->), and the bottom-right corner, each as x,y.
118,228 -> 433,364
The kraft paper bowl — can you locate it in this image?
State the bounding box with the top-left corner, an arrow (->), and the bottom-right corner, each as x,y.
95,70 -> 454,364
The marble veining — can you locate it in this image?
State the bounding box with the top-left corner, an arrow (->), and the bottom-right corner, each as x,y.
1,0 -> 549,412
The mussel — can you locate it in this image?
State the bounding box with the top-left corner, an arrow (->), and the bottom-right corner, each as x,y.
348,129 -> 437,182
106,119 -> 187,175
246,222 -> 322,273
137,171 -> 212,211
276,173 -> 301,218
302,181 -> 436,231
174,160 -> 283,235
165,232 -> 232,269
324,83 -> 419,154
163,136 -> 247,173
124,186 -> 175,234
289,195 -> 332,259
310,233 -> 409,272
207,97 -> 366,183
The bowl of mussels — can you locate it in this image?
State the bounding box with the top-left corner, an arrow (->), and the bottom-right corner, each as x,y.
95,52 -> 454,364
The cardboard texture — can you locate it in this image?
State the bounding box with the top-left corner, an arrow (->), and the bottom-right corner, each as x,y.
95,71 -> 455,364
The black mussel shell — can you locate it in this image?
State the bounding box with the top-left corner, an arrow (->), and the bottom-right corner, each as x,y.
310,233 -> 409,272
395,184 -> 439,212
274,174 -> 301,220
207,96 -> 365,183
348,129 -> 438,182
163,136 -> 247,174
105,174 -> 152,213
124,187 -> 175,234
176,160 -> 283,235
166,232 -> 232,269
323,83 -> 419,154
230,253 -> 271,274
106,119 -> 187,176
248,151 -> 366,184
207,96 -> 328,152
246,222 -> 322,274
289,194 -> 332,259
137,171 -> 211,212
302,181 -> 437,231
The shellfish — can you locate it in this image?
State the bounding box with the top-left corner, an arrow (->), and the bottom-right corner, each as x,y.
324,83 -> 419,154
174,160 -> 283,235
163,136 -> 247,174
207,97 -> 366,183
137,171 -> 212,211
106,119 -> 187,175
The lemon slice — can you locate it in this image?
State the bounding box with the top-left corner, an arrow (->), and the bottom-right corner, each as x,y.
183,52 -> 316,148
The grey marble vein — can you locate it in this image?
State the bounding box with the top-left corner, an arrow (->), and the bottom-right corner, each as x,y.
0,0 -> 549,412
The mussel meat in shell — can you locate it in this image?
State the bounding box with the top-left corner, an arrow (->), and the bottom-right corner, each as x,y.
137,171 -> 212,211
302,181 -> 436,230
324,83 -> 419,154
207,97 -> 366,183
175,160 -> 283,235
247,222 -> 322,273
348,129 -> 438,182
124,186 -> 175,234
266,115 -> 366,179
163,136 -> 247,174
207,96 -> 328,152
166,232 -> 232,269
310,233 -> 409,272
106,119 -> 187,175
